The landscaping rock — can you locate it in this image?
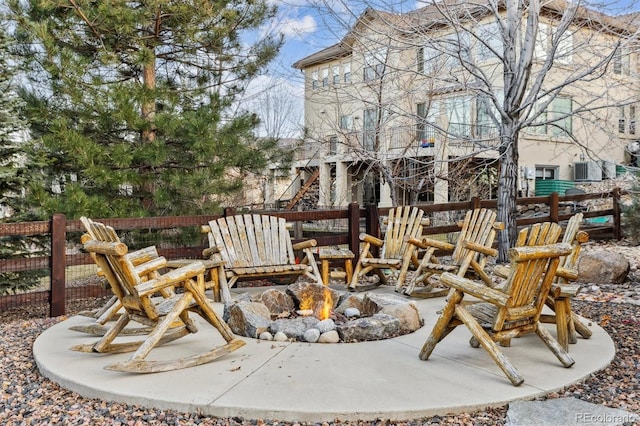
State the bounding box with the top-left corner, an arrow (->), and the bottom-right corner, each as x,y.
224,301 -> 271,338
578,250 -> 630,284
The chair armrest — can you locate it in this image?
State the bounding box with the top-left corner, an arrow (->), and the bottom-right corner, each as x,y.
137,261 -> 206,297
493,264 -> 510,279
440,272 -> 509,307
134,256 -> 167,277
126,246 -> 160,266
420,237 -> 455,252
360,233 -> 384,247
83,240 -> 128,256
202,245 -> 220,258
293,239 -> 317,250
462,240 -> 498,257
556,266 -> 578,281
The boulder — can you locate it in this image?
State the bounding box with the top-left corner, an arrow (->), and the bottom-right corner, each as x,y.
224,301 -> 272,338
362,292 -> 424,332
578,250 -> 630,284
259,288 -> 295,316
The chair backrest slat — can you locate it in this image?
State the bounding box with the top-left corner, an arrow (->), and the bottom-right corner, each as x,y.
207,214 -> 296,268
381,206 -> 425,259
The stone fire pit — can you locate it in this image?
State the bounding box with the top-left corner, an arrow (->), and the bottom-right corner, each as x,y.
223,282 -> 424,343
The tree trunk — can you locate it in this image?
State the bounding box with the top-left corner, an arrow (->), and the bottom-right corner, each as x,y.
141,51 -> 157,211
496,131 -> 519,263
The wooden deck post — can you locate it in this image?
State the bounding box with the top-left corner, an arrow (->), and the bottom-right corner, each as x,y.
50,213 -> 66,317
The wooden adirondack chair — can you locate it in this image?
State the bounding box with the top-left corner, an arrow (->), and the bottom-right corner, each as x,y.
203,214 -> 322,302
419,242 -> 575,386
401,208 -> 503,298
72,217 -> 245,373
493,214 -> 592,350
349,206 -> 428,291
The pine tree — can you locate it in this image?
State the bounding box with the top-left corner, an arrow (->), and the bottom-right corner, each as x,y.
0,22 -> 46,294
10,0 -> 289,218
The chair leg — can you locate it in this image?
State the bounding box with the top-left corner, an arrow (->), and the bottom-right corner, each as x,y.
535,324 -> 575,368
128,293 -> 195,363
454,305 -> 525,386
419,290 -> 463,360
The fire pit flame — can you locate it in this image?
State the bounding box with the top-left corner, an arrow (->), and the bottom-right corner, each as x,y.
297,287 -> 333,320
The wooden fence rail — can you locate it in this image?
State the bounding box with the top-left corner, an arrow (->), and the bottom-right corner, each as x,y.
0,189 -> 623,317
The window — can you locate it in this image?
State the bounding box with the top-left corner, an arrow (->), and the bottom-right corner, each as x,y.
311,70 -> 319,89
329,136 -> 338,155
630,106 -> 636,135
614,46 -> 630,75
363,49 -> 386,81
535,166 -> 558,180
416,102 -> 438,145
548,96 -> 572,136
555,29 -> 574,65
619,106 -> 626,133
476,23 -> 502,62
534,23 -> 549,61
445,96 -> 472,137
321,68 -> 329,87
527,96 -> 572,137
343,62 -> 351,83
363,108 -> 377,150
339,115 -> 353,130
418,45 -> 442,74
332,65 -> 340,84
476,96 -> 499,138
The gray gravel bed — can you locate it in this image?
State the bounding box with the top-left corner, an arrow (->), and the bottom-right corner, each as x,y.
1,281 -> 639,424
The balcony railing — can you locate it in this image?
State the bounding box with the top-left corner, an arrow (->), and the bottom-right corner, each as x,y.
334,123 -> 500,153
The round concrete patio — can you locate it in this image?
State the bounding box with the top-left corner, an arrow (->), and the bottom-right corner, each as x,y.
33,286 -> 615,422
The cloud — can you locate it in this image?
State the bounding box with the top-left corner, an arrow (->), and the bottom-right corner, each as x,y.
266,14 -> 317,40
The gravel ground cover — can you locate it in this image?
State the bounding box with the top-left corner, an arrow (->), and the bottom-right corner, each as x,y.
1,242 -> 639,425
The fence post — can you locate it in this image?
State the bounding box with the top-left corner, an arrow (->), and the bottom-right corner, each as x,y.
223,207 -> 236,217
348,203 -> 361,262
549,192 -> 559,223
50,213 -> 66,317
470,196 -> 481,209
364,204 -> 380,258
613,187 -> 622,240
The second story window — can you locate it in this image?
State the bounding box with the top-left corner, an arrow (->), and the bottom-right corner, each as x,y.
630,106 -> 636,135
329,135 -> 338,155
476,23 -> 502,62
363,108 -> 377,150
339,115 -> 353,131
619,106 -> 626,133
312,70 -> 319,89
363,49 -> 386,81
614,46 -> 630,75
332,65 -> 340,84
321,68 -> 329,87
343,62 -> 351,83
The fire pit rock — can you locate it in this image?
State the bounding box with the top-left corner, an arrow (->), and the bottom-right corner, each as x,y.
223,282 -> 424,343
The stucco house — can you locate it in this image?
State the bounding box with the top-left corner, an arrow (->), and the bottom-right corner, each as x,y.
285,0 -> 640,209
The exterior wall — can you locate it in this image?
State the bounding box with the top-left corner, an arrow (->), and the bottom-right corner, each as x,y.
295,6 -> 640,206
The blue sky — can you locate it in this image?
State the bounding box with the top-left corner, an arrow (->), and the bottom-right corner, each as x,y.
243,0 -> 640,137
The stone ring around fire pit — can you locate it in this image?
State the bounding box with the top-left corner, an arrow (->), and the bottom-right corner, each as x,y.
223,281 -> 424,343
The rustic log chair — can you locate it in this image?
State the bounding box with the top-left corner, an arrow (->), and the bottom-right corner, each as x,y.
492,214 -> 592,350
71,217 -> 245,373
203,214 -> 323,303
419,242 -> 575,386
401,208 -> 504,298
349,206 -> 429,291
71,244 -> 167,336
